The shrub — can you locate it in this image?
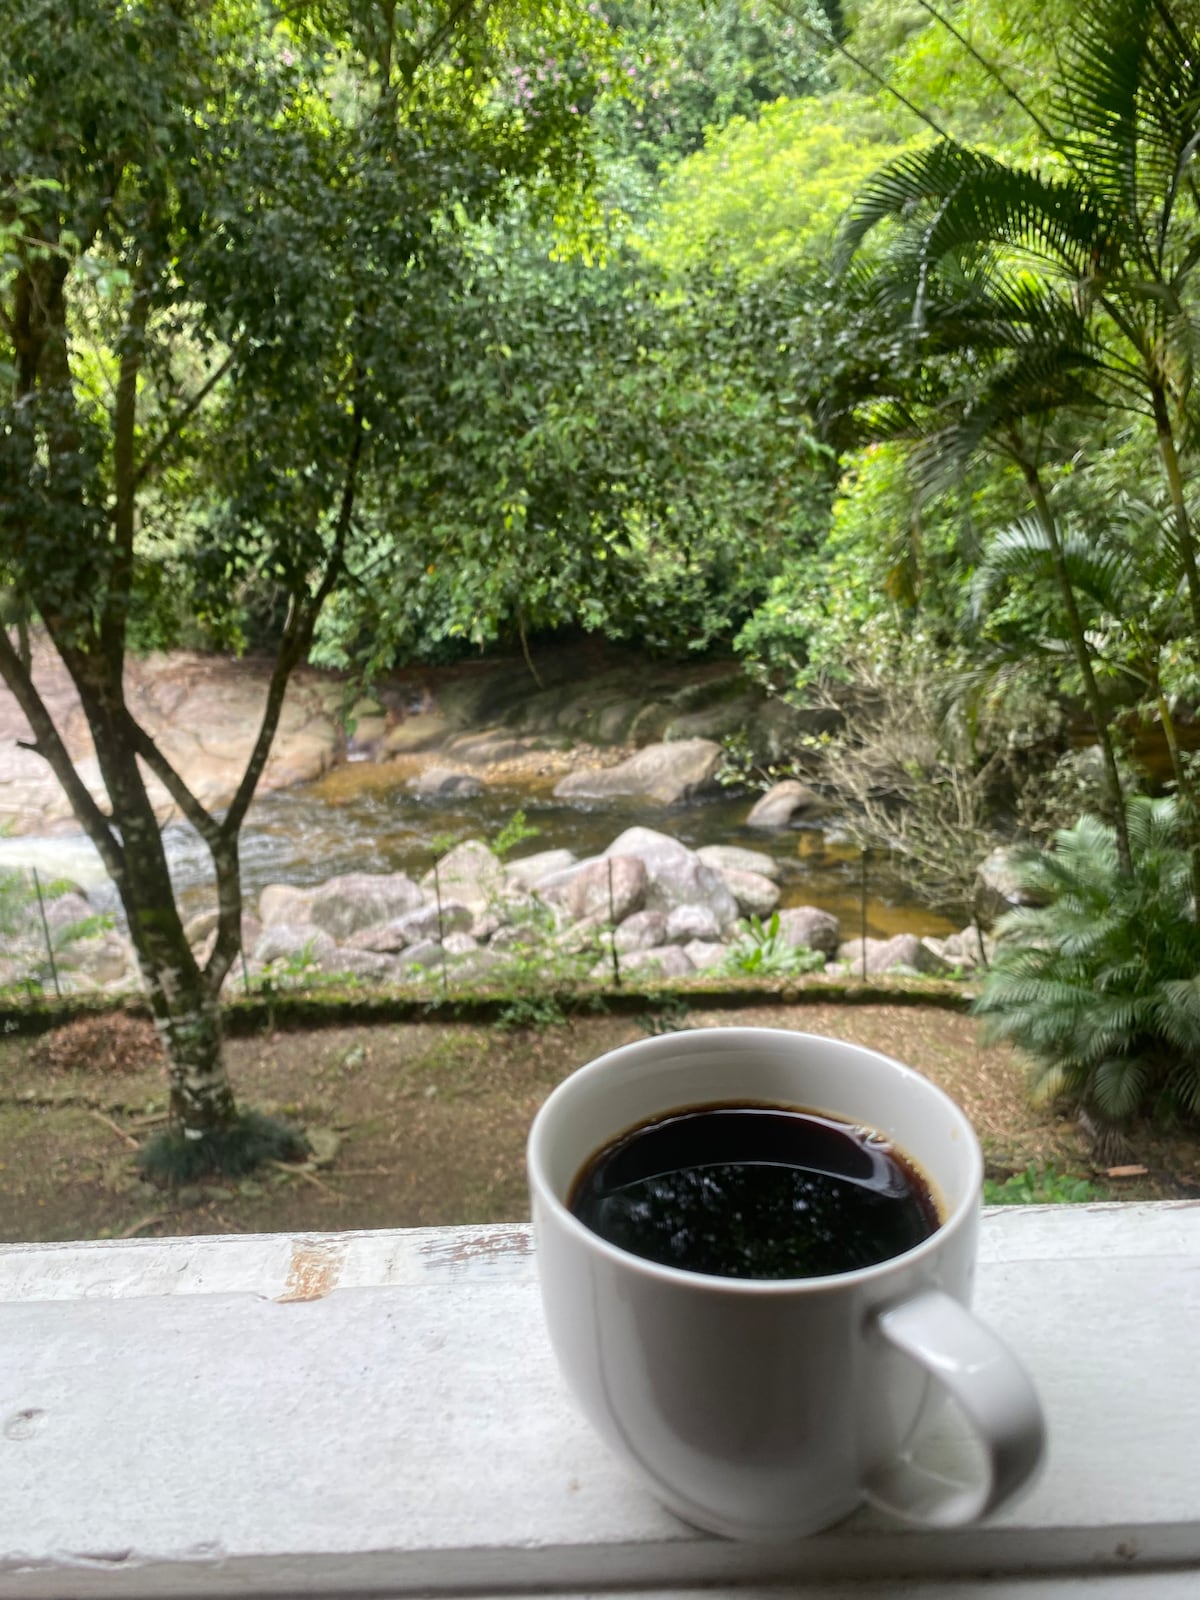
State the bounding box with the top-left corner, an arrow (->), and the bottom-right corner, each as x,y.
721,913 -> 826,978
974,797 -> 1200,1122
138,1109 -> 310,1184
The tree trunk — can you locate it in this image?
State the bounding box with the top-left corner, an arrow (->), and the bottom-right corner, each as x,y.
48,638 -> 241,1141
1149,383 -> 1200,637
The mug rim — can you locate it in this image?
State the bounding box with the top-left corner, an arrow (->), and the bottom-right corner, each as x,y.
527,1025 -> 983,1295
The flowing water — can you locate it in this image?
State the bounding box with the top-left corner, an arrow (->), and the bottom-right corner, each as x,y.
0,760 -> 957,940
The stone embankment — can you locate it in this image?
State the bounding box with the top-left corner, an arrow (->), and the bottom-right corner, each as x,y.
1,828 -> 992,998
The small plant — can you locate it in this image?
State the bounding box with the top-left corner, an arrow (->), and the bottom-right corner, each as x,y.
491,808 -> 541,862
496,992 -> 569,1031
253,939 -> 321,995
983,1164 -> 1109,1206
138,1108 -> 311,1184
975,797 -> 1200,1123
641,995 -> 692,1035
721,913 -> 825,979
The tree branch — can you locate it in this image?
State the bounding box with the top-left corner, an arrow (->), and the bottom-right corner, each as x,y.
119,712 -> 222,847
133,344 -> 239,490
0,629 -> 126,884
104,284 -> 150,671
768,0 -> 952,141
910,0 -> 1064,156
219,407 -> 365,843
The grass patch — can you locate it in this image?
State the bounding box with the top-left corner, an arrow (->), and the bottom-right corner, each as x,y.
137,1109 -> 310,1185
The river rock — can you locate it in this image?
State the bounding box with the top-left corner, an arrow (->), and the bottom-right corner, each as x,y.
618,944 -> 694,978
745,780 -> 821,829
696,845 -> 781,881
682,939 -> 729,971
489,922 -> 540,952
719,868 -> 781,919
940,926 -> 995,967
603,827 -> 738,931
613,909 -> 668,952
838,934 -> 951,977
396,938 -> 446,970
554,739 -> 724,806
392,901 -> 474,946
307,872 -> 425,940
565,856 -> 647,923
259,883 -> 315,927
775,906 -> 840,958
409,766 -> 485,799
977,846 -> 1038,915
665,903 -> 723,943
443,931 -> 479,956
422,839 -> 505,909
504,849 -> 577,891
41,891 -> 97,932
55,928 -> 139,988
253,924 -> 338,968
326,948 -> 395,980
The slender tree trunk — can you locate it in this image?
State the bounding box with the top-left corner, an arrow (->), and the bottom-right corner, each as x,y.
1019,459 -> 1133,874
55,639 -> 240,1138
1149,383 -> 1200,637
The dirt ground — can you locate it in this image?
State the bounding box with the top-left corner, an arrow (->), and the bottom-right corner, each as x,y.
2,1003 -> 1198,1244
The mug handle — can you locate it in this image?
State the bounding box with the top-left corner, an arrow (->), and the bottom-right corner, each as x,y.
862,1288 -> 1046,1527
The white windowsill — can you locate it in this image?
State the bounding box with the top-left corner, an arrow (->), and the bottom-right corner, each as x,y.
1,1201 -> 1198,1597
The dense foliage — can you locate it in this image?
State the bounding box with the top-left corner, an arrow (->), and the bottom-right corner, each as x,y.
6,0 -> 1200,1135
977,800 -> 1200,1123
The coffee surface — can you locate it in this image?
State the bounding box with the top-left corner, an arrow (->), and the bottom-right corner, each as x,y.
568,1104 -> 939,1279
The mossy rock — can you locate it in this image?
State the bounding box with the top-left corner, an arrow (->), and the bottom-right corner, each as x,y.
628,702 -> 674,745
663,695 -> 763,743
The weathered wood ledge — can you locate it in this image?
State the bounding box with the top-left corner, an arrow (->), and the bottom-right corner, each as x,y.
1,1203 -> 1198,1598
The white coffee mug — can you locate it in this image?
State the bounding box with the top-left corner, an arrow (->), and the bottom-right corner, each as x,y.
527,1027 -> 1045,1541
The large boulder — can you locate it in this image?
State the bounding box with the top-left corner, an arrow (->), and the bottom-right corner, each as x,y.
745,780 -> 822,829
554,739 -> 724,806
696,845 -> 780,881
775,906 -> 841,959
720,868 -> 781,919
421,839 -> 505,910
565,856 -> 647,924
306,872 -> 424,941
602,828 -> 739,931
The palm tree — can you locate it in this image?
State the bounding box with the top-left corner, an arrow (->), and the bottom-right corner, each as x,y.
836,0 -> 1200,871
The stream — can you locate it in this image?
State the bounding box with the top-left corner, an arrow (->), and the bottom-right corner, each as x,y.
0,760 -> 958,941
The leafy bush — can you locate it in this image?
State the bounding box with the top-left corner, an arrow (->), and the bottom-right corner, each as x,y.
983,1164 -> 1109,1206
974,797 -> 1200,1122
721,913 -> 825,978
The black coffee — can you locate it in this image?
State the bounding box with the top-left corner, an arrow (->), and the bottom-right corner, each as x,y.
568,1103 -> 939,1279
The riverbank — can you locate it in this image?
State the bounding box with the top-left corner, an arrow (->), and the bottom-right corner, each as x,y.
4,1004 -> 1195,1246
